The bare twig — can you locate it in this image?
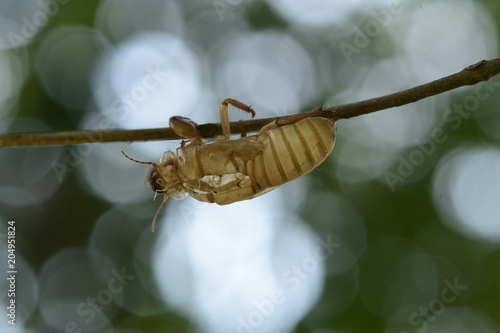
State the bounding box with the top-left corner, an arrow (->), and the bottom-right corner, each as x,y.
1,58 -> 500,148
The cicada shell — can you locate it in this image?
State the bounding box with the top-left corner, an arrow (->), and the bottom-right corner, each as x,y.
123,98 -> 338,230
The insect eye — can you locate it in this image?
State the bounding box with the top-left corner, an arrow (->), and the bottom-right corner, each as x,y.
146,166 -> 164,192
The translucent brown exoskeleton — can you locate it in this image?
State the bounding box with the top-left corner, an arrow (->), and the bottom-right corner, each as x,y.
122,98 -> 338,231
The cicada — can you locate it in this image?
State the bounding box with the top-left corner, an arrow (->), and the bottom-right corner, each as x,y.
123,98 -> 338,230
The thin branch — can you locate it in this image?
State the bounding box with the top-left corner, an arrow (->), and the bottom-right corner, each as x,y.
2,58 -> 500,148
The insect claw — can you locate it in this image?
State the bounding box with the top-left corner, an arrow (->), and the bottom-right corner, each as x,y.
219,98 -> 256,140
221,98 -> 256,117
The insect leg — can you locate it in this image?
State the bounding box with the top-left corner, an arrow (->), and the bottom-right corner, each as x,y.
169,116 -> 203,146
183,179 -> 215,192
219,98 -> 256,140
184,174 -> 252,195
151,195 -> 168,232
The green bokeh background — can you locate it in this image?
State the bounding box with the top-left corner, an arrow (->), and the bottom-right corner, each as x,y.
1,0 -> 500,332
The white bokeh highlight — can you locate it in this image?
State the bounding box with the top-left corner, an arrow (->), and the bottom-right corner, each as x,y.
402,0 -> 498,83
95,0 -> 184,43
0,0 -> 65,50
433,145 -> 500,242
212,31 -> 316,117
265,0 -> 390,28
333,57 -> 440,185
0,49 -> 30,133
38,248 -> 123,332
153,190 -> 327,333
330,0 -> 497,187
93,32 -> 202,129
0,119 -> 64,207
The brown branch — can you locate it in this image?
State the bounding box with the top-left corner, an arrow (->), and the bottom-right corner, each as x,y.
1,58 -> 500,148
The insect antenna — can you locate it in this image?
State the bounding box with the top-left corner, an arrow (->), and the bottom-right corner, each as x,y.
151,195 -> 168,232
121,150 -> 158,167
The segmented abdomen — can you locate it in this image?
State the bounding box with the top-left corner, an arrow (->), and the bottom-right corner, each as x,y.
247,117 -> 336,191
